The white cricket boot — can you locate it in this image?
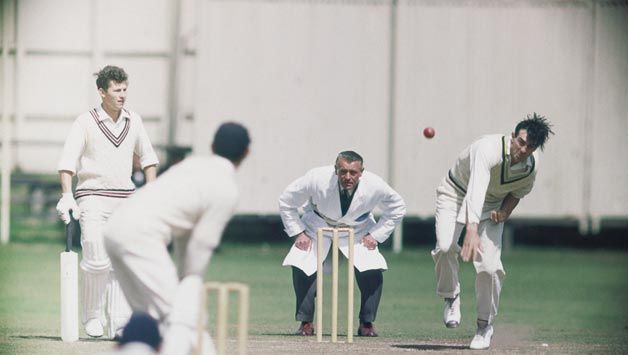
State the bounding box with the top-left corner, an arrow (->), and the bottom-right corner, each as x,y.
85,318 -> 104,337
469,320 -> 493,350
443,294 -> 461,328
113,326 -> 124,341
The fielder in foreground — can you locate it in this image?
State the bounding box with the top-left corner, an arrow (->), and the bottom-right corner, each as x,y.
432,114 -> 553,349
56,65 -> 159,338
281,151 -> 406,337
104,122 -> 250,355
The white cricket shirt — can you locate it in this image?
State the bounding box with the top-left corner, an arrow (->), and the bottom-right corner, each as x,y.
440,134 -> 538,224
57,106 -> 159,198
107,155 -> 239,246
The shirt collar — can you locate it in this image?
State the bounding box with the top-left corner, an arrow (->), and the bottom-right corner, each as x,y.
340,182 -> 359,197
96,105 -> 131,123
504,135 -> 533,168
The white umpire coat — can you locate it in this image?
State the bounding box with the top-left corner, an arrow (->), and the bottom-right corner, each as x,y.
280,166 -> 406,275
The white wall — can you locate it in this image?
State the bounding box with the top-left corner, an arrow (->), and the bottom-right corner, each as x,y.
193,0 -> 628,222
590,4 -> 628,220
394,1 -> 593,219
194,1 -> 392,214
1,0 -> 627,223
2,0 -> 187,172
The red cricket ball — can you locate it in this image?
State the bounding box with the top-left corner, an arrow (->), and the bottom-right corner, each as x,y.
423,127 -> 435,139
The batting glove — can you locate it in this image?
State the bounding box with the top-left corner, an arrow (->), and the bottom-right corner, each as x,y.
56,193 -> 81,224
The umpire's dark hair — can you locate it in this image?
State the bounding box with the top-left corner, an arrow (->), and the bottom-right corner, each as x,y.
336,151 -> 364,166
95,65 -> 128,90
514,113 -> 555,151
212,122 -> 250,163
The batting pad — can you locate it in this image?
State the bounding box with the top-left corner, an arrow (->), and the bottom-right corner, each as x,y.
82,271 -> 108,324
107,274 -> 132,338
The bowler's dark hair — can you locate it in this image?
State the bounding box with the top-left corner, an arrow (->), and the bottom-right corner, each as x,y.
212,122 -> 250,163
336,151 -> 363,166
515,113 -> 554,151
95,65 -> 128,90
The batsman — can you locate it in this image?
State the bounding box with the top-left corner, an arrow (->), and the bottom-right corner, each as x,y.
432,114 -> 554,350
56,65 -> 158,338
280,151 -> 406,337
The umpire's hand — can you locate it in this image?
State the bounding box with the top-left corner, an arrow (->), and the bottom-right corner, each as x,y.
294,232 -> 312,251
361,234 -> 378,250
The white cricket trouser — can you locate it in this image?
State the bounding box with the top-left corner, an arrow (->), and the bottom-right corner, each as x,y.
105,224 -> 179,321
431,193 -> 506,324
161,275 -> 217,355
105,228 -> 214,355
77,196 -> 132,334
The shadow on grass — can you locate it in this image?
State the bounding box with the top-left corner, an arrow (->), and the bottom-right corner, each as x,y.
9,237 -> 65,246
392,343 -> 468,350
10,335 -> 114,343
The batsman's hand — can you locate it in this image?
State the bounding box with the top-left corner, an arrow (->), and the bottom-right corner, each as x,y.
490,209 -> 510,223
56,193 -> 81,224
294,232 -> 312,251
460,226 -> 481,262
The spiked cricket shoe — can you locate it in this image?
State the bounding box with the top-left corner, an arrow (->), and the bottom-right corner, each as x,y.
85,318 -> 104,338
443,294 -> 461,328
470,324 -> 494,350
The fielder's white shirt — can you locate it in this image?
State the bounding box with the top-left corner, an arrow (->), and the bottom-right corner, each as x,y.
57,106 -> 159,198
440,134 -> 538,224
107,154 -> 239,248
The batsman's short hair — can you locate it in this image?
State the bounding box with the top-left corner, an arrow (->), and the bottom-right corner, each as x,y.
514,113 -> 555,151
95,65 -> 128,90
213,122 -> 250,163
336,150 -> 364,165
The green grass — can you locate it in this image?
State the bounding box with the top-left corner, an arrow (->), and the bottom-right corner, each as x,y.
503,248 -> 628,345
1,240 -> 627,354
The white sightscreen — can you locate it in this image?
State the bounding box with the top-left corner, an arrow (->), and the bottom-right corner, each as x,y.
590,4 -> 628,218
97,0 -> 171,53
3,0 -> 627,223
194,1 -> 392,214
394,1 -> 593,218
11,0 -> 171,172
18,0 -> 91,51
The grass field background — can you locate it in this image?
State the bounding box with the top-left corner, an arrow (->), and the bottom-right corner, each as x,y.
1,236 -> 627,354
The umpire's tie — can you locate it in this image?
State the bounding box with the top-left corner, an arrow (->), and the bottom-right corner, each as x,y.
340,189 -> 351,216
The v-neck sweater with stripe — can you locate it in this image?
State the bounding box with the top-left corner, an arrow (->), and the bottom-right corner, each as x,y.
57,106 -> 159,197
439,134 -> 538,224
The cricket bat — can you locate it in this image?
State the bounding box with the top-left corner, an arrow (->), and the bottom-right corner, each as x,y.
60,214 -> 79,342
